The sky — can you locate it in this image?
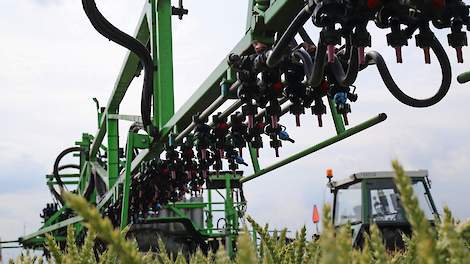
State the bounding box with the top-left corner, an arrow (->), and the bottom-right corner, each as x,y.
1,0 -> 470,260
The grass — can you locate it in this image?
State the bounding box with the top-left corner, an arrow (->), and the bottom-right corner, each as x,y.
9,161 -> 470,263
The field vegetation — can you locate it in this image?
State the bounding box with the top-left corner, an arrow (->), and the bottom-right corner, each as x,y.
9,161 -> 470,263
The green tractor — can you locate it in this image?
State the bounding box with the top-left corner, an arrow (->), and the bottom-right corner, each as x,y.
328,170 -> 439,249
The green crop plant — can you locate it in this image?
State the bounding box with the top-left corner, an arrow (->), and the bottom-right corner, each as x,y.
9,161 -> 470,263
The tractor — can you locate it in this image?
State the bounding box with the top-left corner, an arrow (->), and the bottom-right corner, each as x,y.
328,170 -> 439,249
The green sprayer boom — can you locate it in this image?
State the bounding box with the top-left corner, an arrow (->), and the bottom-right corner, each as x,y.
18,0 -> 470,256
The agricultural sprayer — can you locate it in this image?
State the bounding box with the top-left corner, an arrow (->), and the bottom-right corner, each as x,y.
12,0 -> 470,257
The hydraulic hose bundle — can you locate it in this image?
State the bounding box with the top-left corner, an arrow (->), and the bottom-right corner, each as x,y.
50,146 -> 103,205
50,147 -> 81,205
248,0 -> 470,111
214,0 -> 470,159
82,0 -> 157,137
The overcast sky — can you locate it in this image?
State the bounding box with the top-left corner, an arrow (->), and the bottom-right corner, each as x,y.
1,0 -> 470,260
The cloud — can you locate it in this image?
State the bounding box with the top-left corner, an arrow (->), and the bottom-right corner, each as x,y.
30,0 -> 63,7
0,156 -> 46,194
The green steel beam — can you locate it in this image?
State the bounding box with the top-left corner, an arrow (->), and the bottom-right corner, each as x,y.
328,98 -> 346,135
21,236 -> 66,248
166,206 -> 195,226
240,113 -> 388,183
207,189 -> 214,234
119,133 -> 150,229
46,174 -> 80,179
47,181 -> 79,185
246,0 -> 271,33
361,180 -> 370,224
151,0 -> 159,128
246,0 -> 256,31
263,0 -> 304,31
224,173 -> 234,258
167,203 -> 207,209
77,134 -> 93,193
457,70 -> 470,83
40,207 -> 66,230
78,161 -> 91,194
78,134 -> 91,172
248,144 -> 261,173
100,144 -> 107,152
107,111 -> 120,187
153,0 -> 175,128
120,133 -> 134,230
19,216 -> 83,243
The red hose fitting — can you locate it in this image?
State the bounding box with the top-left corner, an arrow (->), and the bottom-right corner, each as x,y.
358,47 -> 366,65
456,47 -> 464,63
395,46 -> 403,63
423,47 -> 431,64
327,45 -> 336,63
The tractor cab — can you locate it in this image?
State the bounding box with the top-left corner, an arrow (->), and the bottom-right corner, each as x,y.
327,170 -> 439,249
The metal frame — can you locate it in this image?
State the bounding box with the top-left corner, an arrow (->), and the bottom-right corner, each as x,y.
19,0 -> 387,256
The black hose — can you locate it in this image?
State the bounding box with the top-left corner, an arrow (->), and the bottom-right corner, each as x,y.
50,148 -> 81,205
82,169 -> 107,199
327,41 -> 359,87
298,27 -> 314,45
94,169 -> 108,197
48,188 -> 63,206
48,164 -> 81,204
83,174 -> 96,200
266,5 -> 313,67
58,164 -> 81,171
53,147 -> 81,188
293,49 -> 314,80
82,0 -> 157,137
308,40 -> 328,87
364,37 -> 451,107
